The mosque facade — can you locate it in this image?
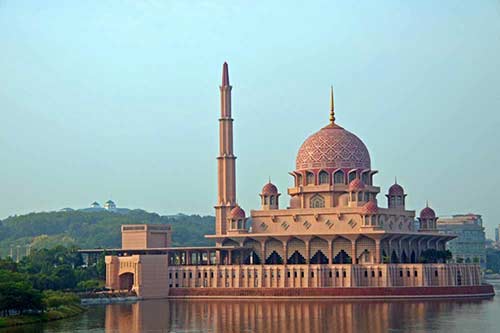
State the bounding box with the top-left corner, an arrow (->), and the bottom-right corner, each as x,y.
101,63 -> 493,299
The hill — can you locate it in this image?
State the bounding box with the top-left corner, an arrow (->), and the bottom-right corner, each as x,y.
0,210 -> 215,257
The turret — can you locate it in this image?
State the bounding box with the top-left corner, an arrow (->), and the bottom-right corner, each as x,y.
418,203 -> 437,231
260,181 -> 280,210
386,179 -> 406,210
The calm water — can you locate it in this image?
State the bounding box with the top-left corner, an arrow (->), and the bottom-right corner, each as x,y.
3,281 -> 500,333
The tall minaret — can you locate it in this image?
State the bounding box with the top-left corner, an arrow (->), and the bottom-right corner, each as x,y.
215,62 -> 236,235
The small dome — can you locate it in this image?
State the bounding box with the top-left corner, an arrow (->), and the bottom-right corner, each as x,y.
420,206 -> 436,219
362,201 -> 378,214
261,182 -> 278,195
348,179 -> 365,191
388,183 -> 404,196
229,205 -> 246,219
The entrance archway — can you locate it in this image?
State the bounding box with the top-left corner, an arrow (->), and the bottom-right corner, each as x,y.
119,272 -> 134,291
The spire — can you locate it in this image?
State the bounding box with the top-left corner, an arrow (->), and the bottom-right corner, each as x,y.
395,176 -> 398,184
329,86 -> 335,124
426,200 -> 429,207
222,62 -> 230,86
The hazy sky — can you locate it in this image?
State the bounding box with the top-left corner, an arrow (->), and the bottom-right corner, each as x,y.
1,1 -> 499,236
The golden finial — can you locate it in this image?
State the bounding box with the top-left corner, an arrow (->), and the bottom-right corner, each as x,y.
329,85 -> 335,124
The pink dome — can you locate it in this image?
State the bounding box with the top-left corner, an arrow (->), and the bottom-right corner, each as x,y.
348,178 -> 365,191
420,206 -> 436,219
296,124 -> 371,171
261,182 -> 278,195
362,201 -> 378,214
229,205 -> 246,219
388,183 -> 404,196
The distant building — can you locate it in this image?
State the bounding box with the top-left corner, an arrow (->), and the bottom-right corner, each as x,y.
91,201 -> 101,209
437,214 -> 486,268
495,226 -> 499,243
104,200 -> 117,211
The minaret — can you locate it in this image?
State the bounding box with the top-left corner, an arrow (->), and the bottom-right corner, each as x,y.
215,62 -> 237,235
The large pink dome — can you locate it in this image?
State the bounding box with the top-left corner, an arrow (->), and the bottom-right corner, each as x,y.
296,124 -> 371,171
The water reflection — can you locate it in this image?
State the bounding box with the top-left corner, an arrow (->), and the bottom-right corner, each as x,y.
1,283 -> 498,333
103,297 -> 494,333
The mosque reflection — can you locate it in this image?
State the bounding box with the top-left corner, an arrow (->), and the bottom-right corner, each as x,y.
104,298 -> 487,333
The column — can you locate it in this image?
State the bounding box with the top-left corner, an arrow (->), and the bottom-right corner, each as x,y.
375,239 -> 381,264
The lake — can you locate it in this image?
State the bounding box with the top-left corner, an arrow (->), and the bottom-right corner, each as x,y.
3,281 -> 499,333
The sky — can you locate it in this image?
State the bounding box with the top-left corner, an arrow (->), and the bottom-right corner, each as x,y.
1,1 -> 499,236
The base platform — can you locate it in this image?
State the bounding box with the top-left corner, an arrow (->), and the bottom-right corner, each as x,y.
168,285 -> 495,300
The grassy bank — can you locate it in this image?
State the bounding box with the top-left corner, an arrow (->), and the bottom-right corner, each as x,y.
0,304 -> 85,329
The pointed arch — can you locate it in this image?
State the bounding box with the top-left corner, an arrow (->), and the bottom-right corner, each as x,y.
333,170 -> 345,184
287,237 -> 306,264
310,237 -> 329,263
401,250 -> 408,263
410,250 -> 416,263
287,251 -> 306,264
333,237 -> 352,261
265,251 -> 283,264
243,238 -> 262,264
333,250 -> 352,264
265,238 -> 284,264
391,250 -> 399,264
306,171 -> 315,185
310,250 -> 328,264
310,194 -> 325,208
318,170 -> 330,185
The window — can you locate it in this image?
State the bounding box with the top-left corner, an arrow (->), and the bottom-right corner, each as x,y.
379,271 -> 382,278
319,171 -> 329,184
371,271 -> 375,278
297,174 -> 303,186
343,271 -> 346,278
414,271 -> 418,277
264,196 -> 268,204
306,172 -> 315,185
364,192 -> 370,202
361,172 -> 369,184
310,194 -> 325,208
336,271 -> 340,278
334,170 -> 345,184
348,172 -> 357,183
357,192 -> 363,201
270,196 -> 274,205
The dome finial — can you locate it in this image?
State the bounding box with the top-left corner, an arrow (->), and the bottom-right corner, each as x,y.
329,86 -> 335,124
395,176 -> 398,184
426,200 -> 429,207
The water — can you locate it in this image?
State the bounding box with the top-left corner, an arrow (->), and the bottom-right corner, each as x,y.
3,281 -> 499,333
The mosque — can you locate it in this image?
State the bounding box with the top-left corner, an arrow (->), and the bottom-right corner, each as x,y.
100,63 -> 494,299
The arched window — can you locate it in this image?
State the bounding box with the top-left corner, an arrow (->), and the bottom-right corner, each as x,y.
319,171 -> 329,185
263,196 -> 268,205
296,174 -> 303,186
361,172 -> 369,184
396,196 -> 402,206
237,219 -> 244,229
357,192 -> 363,201
270,196 -> 274,205
371,215 -> 377,226
348,171 -> 357,183
333,170 -> 344,184
310,195 -> 325,208
306,172 -> 315,185
364,192 -> 370,202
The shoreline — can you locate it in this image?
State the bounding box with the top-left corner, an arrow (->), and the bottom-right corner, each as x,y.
0,304 -> 85,329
